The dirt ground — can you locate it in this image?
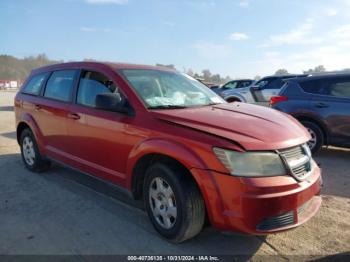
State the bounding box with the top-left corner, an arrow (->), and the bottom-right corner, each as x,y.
0,90 -> 349,260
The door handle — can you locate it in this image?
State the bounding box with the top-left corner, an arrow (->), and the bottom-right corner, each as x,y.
67,113 -> 81,120
314,102 -> 329,108
34,104 -> 41,111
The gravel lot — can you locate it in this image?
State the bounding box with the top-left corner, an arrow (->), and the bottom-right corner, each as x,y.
0,90 -> 349,260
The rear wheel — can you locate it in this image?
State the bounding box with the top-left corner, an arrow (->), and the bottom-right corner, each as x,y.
20,129 -> 51,172
144,163 -> 205,243
300,121 -> 324,154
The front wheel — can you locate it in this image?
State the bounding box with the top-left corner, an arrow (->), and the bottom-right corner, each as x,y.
144,163 -> 205,243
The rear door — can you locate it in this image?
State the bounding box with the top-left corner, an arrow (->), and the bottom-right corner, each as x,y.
310,77 -> 350,146
35,69 -> 79,158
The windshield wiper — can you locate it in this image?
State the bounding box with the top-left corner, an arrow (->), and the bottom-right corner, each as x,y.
148,105 -> 188,110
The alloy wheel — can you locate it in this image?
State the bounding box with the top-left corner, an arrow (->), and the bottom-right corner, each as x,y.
22,136 -> 35,166
306,128 -> 317,150
149,177 -> 177,229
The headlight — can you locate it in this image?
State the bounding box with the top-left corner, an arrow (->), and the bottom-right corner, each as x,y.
213,147 -> 286,177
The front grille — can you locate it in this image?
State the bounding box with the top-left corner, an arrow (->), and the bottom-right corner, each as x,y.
279,144 -> 312,181
279,145 -> 304,161
256,211 -> 294,231
292,162 -> 311,180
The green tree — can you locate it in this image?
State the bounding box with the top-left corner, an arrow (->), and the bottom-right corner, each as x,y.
303,65 -> 326,74
275,69 -> 289,75
201,69 -> 212,82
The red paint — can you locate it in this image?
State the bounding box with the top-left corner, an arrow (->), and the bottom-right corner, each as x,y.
15,62 -> 321,234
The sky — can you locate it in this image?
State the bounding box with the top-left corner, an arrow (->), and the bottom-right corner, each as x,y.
2,0 -> 350,78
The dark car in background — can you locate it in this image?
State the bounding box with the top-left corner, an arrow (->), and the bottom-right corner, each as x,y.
271,74 -> 350,153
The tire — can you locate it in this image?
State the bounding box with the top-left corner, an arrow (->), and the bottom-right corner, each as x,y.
300,121 -> 324,154
144,162 -> 205,243
20,128 -> 51,172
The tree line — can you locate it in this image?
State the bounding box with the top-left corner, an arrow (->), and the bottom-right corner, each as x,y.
1,54 -> 349,85
0,55 -> 231,85
156,64 -> 232,84
0,54 -> 61,83
274,65 -> 350,75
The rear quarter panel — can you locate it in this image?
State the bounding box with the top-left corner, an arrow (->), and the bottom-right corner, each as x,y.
273,81 -> 312,115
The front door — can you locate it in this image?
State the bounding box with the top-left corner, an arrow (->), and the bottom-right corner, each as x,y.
66,70 -> 135,186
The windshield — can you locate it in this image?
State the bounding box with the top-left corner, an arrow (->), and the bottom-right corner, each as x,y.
120,69 -> 225,109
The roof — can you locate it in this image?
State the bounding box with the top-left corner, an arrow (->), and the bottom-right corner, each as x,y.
261,74 -> 308,79
227,79 -> 253,82
31,61 -> 176,75
290,73 -> 350,83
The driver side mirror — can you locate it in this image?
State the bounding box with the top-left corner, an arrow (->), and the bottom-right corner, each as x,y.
95,93 -> 132,115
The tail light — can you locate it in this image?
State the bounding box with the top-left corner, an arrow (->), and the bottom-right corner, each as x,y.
270,95 -> 288,106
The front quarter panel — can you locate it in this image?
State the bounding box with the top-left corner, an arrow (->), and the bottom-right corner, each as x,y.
125,138 -> 209,189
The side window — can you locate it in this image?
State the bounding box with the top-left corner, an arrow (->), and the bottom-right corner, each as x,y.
264,78 -> 283,89
22,73 -> 47,95
328,79 -> 350,98
44,70 -> 76,102
299,80 -> 323,94
239,81 -> 253,88
224,81 -> 237,89
77,71 -> 119,107
256,78 -> 275,89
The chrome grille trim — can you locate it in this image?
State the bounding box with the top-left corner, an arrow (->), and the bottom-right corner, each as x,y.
277,144 -> 313,181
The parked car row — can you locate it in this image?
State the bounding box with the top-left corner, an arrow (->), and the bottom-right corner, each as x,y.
212,73 -> 350,154
270,74 -> 350,153
211,74 -> 308,105
15,61 -> 322,242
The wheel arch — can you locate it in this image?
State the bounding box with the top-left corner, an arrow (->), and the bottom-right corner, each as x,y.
293,115 -> 329,145
224,93 -> 246,103
126,139 -> 208,200
16,113 -> 46,154
16,122 -> 31,144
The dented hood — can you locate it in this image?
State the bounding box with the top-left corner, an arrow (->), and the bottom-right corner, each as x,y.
151,103 -> 310,150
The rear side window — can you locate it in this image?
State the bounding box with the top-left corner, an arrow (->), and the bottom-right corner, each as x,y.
22,73 -> 47,95
44,70 -> 76,102
239,81 -> 253,88
77,71 -> 119,107
327,80 -> 350,98
263,78 -> 283,89
299,80 -> 323,94
300,78 -> 350,98
255,78 -> 281,89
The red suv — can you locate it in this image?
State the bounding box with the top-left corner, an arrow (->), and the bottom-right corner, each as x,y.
15,62 -> 322,242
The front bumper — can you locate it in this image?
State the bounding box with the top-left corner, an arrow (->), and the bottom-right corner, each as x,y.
191,165 -> 322,234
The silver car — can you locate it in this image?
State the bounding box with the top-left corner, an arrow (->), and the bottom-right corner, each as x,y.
215,75 -> 308,106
